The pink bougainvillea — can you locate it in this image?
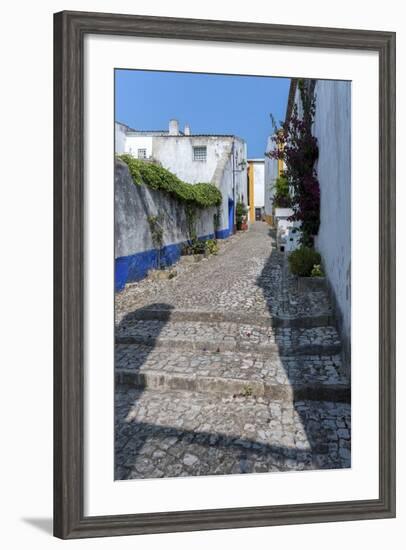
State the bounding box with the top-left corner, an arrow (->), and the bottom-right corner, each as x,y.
268,80 -> 320,245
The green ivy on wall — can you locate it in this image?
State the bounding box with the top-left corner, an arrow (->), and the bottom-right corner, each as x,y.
119,155 -> 222,209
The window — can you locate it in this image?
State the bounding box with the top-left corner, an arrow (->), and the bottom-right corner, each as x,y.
193,146 -> 207,161
137,148 -> 147,159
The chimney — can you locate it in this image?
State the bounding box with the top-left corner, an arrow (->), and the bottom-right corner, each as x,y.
169,119 -> 179,135
184,123 -> 191,136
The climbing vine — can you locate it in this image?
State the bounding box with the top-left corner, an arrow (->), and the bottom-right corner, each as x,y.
147,214 -> 164,268
119,154 -> 222,209
185,204 -> 198,244
268,79 -> 320,245
272,175 -> 292,208
213,205 -> 221,236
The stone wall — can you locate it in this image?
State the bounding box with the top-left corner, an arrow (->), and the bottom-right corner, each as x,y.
115,159 -> 220,291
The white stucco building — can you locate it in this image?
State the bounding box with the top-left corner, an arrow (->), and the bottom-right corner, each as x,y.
287,78 -> 351,367
115,119 -> 248,238
247,159 -> 265,221
264,136 -> 280,222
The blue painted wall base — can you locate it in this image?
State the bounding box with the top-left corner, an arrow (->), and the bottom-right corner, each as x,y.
215,228 -> 230,240
115,231 -> 229,291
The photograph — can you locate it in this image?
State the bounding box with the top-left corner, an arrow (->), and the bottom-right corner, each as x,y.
114,69 -> 351,480
0,1 -> 398,544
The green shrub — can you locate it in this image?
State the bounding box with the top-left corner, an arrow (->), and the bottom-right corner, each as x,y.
192,183 -> 223,208
310,263 -> 324,277
181,239 -> 205,255
205,239 -> 219,255
181,238 -> 219,256
273,175 -> 292,208
236,200 -> 248,229
192,240 -> 206,254
288,247 -> 321,277
119,155 -> 222,208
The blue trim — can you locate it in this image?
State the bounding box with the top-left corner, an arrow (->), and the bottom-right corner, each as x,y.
215,228 -> 230,239
115,231 -> 229,291
115,243 -> 181,291
198,232 -> 215,241
228,197 -> 235,236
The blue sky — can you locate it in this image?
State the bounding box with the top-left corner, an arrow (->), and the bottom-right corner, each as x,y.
115,69 -> 290,158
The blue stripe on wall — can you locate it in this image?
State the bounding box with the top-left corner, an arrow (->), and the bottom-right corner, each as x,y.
215,228 -> 230,240
115,243 -> 181,292
115,232 -> 229,291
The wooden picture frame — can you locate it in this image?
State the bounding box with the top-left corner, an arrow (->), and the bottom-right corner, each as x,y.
54,10 -> 396,539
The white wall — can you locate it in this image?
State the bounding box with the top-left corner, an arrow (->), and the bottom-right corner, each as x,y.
264,136 -> 279,215
115,159 -> 218,258
291,80 -> 351,365
125,134 -> 153,158
215,153 -> 233,230
233,140 -> 248,206
116,132 -> 247,233
153,136 -> 247,231
115,122 -> 127,154
252,161 -> 265,207
115,125 -> 154,158
153,136 -> 237,183
312,80 -> 351,363
1,2 -> 404,550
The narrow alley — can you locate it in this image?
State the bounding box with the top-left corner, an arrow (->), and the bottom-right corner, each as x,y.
115,223 -> 350,479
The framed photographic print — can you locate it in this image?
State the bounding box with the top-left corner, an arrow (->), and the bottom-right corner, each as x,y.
54,10 -> 396,539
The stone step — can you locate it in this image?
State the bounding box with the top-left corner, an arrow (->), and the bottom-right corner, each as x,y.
115,345 -> 349,402
115,388 -> 351,480
118,307 -> 335,329
115,319 -> 342,356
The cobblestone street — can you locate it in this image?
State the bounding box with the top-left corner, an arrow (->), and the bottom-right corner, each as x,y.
115,222 -> 351,479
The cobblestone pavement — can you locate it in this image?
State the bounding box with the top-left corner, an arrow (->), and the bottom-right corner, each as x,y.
115,222 -> 351,479
115,224 -> 332,324
116,320 -> 341,354
115,345 -> 349,401
115,389 -> 351,479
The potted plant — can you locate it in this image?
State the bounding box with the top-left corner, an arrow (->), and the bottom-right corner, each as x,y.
236,200 -> 248,230
288,246 -> 326,291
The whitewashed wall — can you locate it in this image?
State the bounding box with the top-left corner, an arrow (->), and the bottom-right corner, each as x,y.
115,159 -> 220,289
115,129 -> 247,236
115,159 -> 217,258
152,136 -> 246,185
264,136 -> 278,216
115,122 -> 127,154
216,153 -> 234,231
153,135 -> 247,232
252,161 -> 265,208
312,80 -> 351,365
124,135 -> 153,158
